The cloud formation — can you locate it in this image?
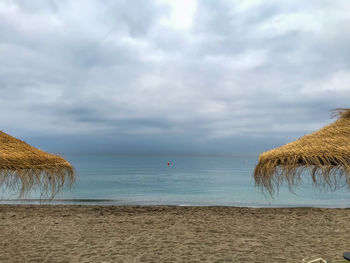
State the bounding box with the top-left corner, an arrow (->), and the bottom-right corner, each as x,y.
1,0 -> 350,153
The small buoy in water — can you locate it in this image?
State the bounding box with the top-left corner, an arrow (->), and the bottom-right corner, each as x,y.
167,162 -> 170,166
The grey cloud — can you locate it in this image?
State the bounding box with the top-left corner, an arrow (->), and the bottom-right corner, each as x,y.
1,0 -> 350,154
14,0 -> 58,13
63,105 -> 173,130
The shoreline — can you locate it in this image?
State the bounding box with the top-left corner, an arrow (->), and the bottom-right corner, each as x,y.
2,199 -> 350,208
1,205 -> 350,262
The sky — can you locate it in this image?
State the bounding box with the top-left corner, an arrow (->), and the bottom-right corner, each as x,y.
1,0 -> 350,155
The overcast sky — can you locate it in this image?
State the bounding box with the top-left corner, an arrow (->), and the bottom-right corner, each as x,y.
1,0 -> 350,154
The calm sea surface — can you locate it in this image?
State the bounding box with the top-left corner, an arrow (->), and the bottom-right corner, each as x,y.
3,154 -> 350,207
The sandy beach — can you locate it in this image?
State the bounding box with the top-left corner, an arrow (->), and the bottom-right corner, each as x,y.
1,205 -> 350,262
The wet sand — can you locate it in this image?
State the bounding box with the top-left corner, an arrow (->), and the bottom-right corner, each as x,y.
1,205 -> 350,262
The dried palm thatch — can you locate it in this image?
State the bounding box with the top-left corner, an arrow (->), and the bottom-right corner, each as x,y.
0,131 -> 75,198
254,108 -> 350,196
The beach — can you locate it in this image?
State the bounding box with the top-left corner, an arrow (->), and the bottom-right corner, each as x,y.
1,205 -> 349,262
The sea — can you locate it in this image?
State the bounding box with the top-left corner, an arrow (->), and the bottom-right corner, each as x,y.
2,154 -> 350,207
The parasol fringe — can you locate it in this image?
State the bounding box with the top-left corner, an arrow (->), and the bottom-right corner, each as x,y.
254,155 -> 350,196
0,166 -> 75,198
254,108 -> 350,196
0,131 -> 75,198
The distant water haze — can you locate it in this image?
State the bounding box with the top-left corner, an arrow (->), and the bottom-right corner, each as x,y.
21,133 -> 293,156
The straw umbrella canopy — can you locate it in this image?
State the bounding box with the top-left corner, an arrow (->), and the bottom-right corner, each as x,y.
254,108 -> 350,195
0,131 -> 75,198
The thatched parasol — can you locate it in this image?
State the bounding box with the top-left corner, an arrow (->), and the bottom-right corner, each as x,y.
0,131 -> 75,198
254,108 -> 350,195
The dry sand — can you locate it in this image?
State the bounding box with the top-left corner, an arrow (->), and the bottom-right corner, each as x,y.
1,205 -> 350,263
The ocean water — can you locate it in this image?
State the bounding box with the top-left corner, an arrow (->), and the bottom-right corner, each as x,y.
3,154 -> 350,207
